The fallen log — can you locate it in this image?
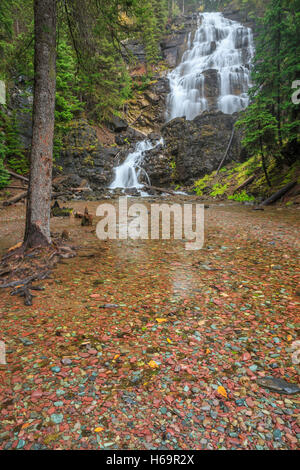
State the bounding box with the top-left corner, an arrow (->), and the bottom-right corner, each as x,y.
3,185 -> 28,190
143,184 -> 177,195
69,187 -> 92,192
7,170 -> 29,183
3,187 -> 90,206
232,174 -> 256,194
2,191 -> 28,206
259,181 -> 297,206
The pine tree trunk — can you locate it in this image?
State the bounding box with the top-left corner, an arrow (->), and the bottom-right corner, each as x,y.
260,135 -> 271,187
24,0 -> 56,248
276,2 -> 282,147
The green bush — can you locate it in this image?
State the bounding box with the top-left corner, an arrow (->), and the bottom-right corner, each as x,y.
228,190 -> 255,202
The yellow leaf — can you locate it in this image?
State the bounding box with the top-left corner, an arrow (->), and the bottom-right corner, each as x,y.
205,348 -> 210,354
287,335 -> 293,342
21,423 -> 31,430
113,354 -> 120,360
167,338 -> 172,344
148,360 -> 159,368
217,386 -> 227,399
156,318 -> 167,323
94,427 -> 104,433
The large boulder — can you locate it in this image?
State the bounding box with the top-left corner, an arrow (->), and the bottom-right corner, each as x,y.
107,116 -> 128,133
142,140 -> 173,187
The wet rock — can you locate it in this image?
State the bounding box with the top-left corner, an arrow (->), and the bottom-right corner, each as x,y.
108,116 -> 128,133
143,111 -> 244,187
121,39 -> 146,63
115,127 -> 145,146
257,377 -> 300,395
55,119 -> 118,191
161,15 -> 198,67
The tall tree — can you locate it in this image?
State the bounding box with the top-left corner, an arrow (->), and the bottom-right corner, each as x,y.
24,0 -> 56,247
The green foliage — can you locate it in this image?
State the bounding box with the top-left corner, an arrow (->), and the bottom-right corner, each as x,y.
235,100 -> 278,155
0,109 -> 29,176
210,182 -> 228,197
135,1 -> 161,63
228,190 -> 255,202
194,173 -> 215,195
237,0 -> 300,164
54,39 -> 84,158
0,124 -> 10,188
0,0 -> 14,78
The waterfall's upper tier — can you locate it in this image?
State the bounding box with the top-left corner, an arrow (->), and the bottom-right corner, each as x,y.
166,12 -> 255,121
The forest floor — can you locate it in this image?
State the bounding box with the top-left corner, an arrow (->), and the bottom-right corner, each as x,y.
0,198 -> 299,450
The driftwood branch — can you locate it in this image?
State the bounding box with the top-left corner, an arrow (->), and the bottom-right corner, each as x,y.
217,127 -> 235,174
232,174 -> 256,194
2,191 -> 28,206
259,181 -> 297,206
143,184 -> 176,195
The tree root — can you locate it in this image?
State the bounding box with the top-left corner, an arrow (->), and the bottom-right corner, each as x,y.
0,238 -> 77,306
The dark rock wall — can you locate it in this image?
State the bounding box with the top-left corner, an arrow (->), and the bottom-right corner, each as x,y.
55,119 -> 118,190
143,112 -> 244,187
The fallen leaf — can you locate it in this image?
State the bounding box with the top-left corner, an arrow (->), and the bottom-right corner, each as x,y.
217,385 -> 227,399
148,360 -> 159,368
21,423 -> 31,430
94,427 -> 104,433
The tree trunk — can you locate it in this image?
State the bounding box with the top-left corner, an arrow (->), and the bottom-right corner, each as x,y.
276,2 -> 282,147
260,135 -> 271,187
24,0 -> 56,248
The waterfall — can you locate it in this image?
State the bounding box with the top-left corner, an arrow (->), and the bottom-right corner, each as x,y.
109,139 -> 162,190
166,12 -> 255,121
109,12 -> 254,192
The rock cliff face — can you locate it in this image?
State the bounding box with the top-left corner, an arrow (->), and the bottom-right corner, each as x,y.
143,112 -> 244,187
55,119 -> 118,191
161,15 -> 199,67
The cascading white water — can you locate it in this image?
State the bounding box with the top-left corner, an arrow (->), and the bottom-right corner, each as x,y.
109,139 -> 162,190
166,12 -> 255,120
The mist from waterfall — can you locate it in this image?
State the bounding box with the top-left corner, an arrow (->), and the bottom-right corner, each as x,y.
166,12 -> 255,121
